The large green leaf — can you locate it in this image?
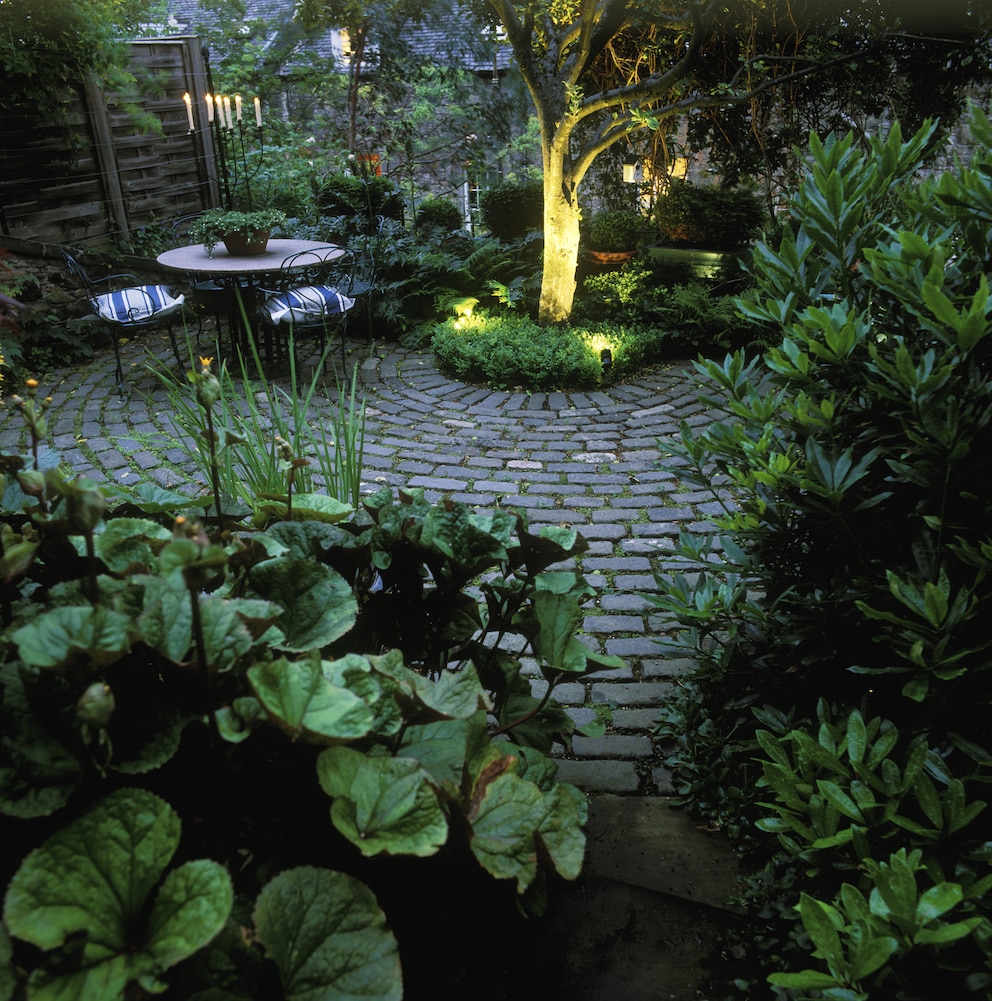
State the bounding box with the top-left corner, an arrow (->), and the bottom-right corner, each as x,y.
110,713 -> 187,775
249,557 -> 357,651
535,783 -> 586,881
143,860 -> 234,971
530,586 -> 584,669
417,662 -> 491,718
255,494 -> 352,525
467,770 -> 545,891
515,572 -> 621,675
138,577 -> 194,664
0,664 -> 80,818
397,714 -> 491,793
196,599 -> 255,672
263,520 -> 356,559
248,655 -> 373,744
321,654 -> 404,737
252,867 -> 401,1001
95,518 -> 172,574
139,582 -> 255,671
105,482 -> 213,515
0,923 -> 14,1001
420,504 -> 513,571
3,788 -> 232,1001
0,537 -> 39,584
11,606 -> 132,670
320,650 -> 490,735
317,746 -> 449,857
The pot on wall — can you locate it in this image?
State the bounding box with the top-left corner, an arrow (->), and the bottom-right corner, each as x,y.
584,248 -> 636,265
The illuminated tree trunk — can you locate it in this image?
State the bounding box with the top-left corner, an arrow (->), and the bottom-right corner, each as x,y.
538,126 -> 581,324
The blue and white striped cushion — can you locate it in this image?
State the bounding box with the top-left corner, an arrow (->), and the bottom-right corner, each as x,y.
263,285 -> 355,325
92,285 -> 184,323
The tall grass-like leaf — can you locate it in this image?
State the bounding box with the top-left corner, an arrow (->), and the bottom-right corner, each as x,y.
149,330 -> 366,516
306,362 -> 367,509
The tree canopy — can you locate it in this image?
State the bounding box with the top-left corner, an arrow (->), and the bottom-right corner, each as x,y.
0,0 -> 158,114
480,0 -> 992,322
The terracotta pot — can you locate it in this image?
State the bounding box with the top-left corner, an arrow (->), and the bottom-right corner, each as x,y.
584,248 -> 635,264
222,230 -> 270,256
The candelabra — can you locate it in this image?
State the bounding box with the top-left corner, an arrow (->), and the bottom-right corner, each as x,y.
207,94 -> 267,211
183,90 -> 267,211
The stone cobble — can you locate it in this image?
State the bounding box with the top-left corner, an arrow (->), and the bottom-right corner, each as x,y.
2,329 -> 729,797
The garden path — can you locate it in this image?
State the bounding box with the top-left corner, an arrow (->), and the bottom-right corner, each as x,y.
2,326 -> 745,1000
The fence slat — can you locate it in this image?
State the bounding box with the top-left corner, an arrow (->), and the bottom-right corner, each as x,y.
1,36 -> 216,250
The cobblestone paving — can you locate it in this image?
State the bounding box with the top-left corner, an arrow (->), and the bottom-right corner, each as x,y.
2,327 -> 730,796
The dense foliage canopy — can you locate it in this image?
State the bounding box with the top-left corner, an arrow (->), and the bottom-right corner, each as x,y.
0,0 -> 156,114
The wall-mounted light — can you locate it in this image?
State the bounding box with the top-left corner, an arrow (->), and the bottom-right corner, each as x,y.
622,157 -> 639,183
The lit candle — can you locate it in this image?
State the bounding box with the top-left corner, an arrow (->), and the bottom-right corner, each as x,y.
205,93 -> 213,122
254,96 -> 262,127
183,92 -> 194,131
223,96 -> 233,130
214,95 -> 223,124
235,94 -> 242,121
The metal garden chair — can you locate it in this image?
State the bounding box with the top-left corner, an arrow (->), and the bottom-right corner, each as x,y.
347,215 -> 385,341
61,249 -> 184,396
257,245 -> 356,369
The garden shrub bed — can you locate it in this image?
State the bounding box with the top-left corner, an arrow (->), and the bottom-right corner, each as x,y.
430,313 -> 681,389
653,108 -> 992,998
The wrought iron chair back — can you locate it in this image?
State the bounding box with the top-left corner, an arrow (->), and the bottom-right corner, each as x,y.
346,215 -> 385,340
61,249 -> 184,396
257,245 -> 356,367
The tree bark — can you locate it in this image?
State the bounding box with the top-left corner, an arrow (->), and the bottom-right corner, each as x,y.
538,166 -> 580,324
538,122 -> 581,323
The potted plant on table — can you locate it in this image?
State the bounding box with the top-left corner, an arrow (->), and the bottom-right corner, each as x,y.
190,207 -> 287,258
584,209 -> 650,264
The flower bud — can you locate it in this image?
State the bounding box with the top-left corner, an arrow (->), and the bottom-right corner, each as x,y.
76,682 -> 115,727
16,468 -> 46,498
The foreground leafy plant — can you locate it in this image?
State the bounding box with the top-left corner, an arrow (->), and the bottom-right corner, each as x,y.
0,364 -> 616,998
769,848 -> 990,1001
4,788 -> 234,1001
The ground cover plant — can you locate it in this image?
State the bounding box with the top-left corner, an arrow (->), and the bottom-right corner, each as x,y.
0,358 -> 620,1000
652,106 -> 992,998
429,266 -> 760,389
577,269 -> 758,355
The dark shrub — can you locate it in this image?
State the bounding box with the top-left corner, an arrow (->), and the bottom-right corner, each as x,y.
316,171 -> 404,226
479,177 -> 543,241
585,210 -> 652,251
653,110 -> 992,998
415,196 -> 463,232
651,179 -> 765,248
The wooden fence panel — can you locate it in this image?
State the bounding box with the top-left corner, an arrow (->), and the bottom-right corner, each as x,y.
0,36 -> 219,250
